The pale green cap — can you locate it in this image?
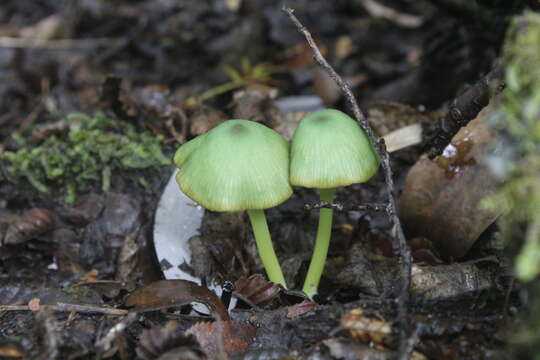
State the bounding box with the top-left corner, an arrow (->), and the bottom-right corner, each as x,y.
290,109 -> 379,188
174,120 -> 293,211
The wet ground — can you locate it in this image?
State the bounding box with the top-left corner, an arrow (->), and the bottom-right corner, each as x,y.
0,1 -> 534,359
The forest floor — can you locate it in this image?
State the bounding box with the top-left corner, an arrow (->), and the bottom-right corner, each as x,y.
0,1 -> 531,359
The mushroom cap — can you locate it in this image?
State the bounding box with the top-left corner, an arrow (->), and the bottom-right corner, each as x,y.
290,109 -> 379,189
174,120 -> 293,212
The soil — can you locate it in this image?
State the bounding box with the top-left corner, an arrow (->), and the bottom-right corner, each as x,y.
0,1 -> 532,359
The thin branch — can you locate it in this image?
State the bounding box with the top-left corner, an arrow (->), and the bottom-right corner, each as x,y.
0,36 -> 121,49
0,303 -> 128,315
305,201 -> 344,211
282,7 -> 412,358
304,201 -> 388,212
360,0 -> 423,28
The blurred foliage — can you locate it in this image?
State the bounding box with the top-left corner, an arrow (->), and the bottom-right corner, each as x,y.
481,12 -> 540,359
484,12 -> 540,281
2,112 -> 170,204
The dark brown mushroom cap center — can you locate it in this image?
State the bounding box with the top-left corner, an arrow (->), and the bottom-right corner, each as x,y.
230,122 -> 248,134
312,112 -> 331,123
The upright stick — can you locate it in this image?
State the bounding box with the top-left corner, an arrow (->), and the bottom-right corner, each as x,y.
282,7 -> 412,358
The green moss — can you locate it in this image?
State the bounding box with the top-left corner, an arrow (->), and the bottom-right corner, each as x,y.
1,112 -> 170,204
481,13 -> 540,359
483,12 -> 540,282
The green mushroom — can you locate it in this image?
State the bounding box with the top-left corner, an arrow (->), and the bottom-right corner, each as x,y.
173,120 -> 292,287
290,109 -> 379,297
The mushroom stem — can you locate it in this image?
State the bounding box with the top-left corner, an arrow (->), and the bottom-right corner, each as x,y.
302,188 -> 335,297
247,209 -> 287,288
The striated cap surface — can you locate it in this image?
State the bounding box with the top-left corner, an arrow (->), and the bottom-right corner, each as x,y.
290,109 -> 379,189
174,120 -> 292,211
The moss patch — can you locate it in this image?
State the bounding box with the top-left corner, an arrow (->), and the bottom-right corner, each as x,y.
483,12 -> 540,281
2,112 -> 170,204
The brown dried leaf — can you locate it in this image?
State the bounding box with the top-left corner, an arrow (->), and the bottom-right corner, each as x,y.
186,321 -> 257,357
81,269 -> 99,283
273,42 -> 327,69
115,233 -> 139,282
409,237 -> 444,265
367,102 -> 429,136
323,338 -> 427,360
0,343 -> 25,358
410,263 -> 493,300
28,297 -> 41,311
189,106 -> 226,137
136,321 -> 205,360
411,248 -> 444,265
19,15 -> 60,40
340,309 -> 394,346
59,193 -> 104,225
124,280 -> 229,320
3,208 -> 54,245
323,339 -> 393,360
286,301 -> 317,319
234,274 -> 282,308
232,87 -> 281,127
399,106 -> 502,259
312,67 -> 341,105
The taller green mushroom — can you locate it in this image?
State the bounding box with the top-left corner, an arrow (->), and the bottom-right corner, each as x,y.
290,109 -> 379,297
173,120 -> 292,287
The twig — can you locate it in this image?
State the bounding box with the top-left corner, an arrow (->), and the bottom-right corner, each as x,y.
360,0 -> 423,28
400,323 -> 422,358
304,201 -> 388,212
0,303 -> 128,315
305,201 -> 344,211
0,36 -> 121,49
425,65 -> 505,159
282,7 -> 412,358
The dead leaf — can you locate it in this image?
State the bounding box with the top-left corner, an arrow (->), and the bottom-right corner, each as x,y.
410,263 -> 493,300
323,339 -> 394,359
2,208 -> 54,245
274,42 -> 327,69
334,35 -> 352,59
234,274 -> 282,308
232,87 -> 281,128
367,102 -> 430,136
312,67 -> 341,105
136,321 -> 206,360
323,338 -> 428,360
339,308 -> 394,346
286,301 -> 317,319
59,193 -> 105,225
190,105 -> 226,136
0,343 -> 25,358
19,15 -> 61,40
186,321 -> 257,357
28,298 -> 41,311
124,280 -> 229,320
399,105 -> 503,259
81,269 -> 99,283
115,233 -> 139,282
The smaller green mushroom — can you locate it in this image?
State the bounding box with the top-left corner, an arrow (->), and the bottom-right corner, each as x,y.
290,109 -> 379,297
173,120 -> 292,287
